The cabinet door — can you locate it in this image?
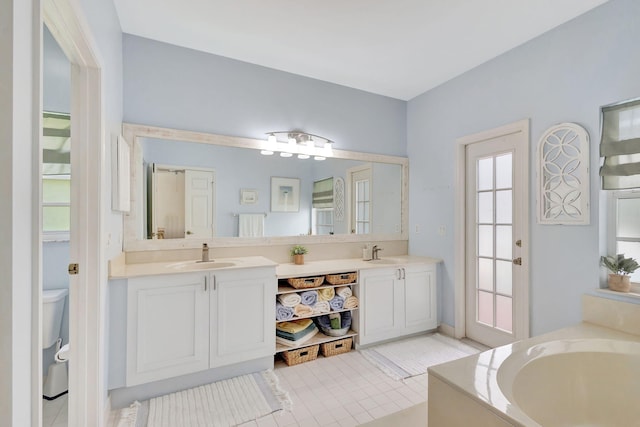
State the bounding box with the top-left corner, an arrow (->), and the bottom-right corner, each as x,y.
126,273 -> 209,386
404,265 -> 437,333
211,268 -> 276,367
358,267 -> 403,346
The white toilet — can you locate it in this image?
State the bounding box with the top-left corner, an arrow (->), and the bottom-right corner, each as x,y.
42,288 -> 69,400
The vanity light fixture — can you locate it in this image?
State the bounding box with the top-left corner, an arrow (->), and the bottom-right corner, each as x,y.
264,131 -> 334,160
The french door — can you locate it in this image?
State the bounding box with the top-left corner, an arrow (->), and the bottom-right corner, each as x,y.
464,126 -> 529,348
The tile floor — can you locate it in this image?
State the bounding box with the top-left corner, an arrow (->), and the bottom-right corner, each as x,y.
237,349 -> 429,427
56,335 -> 485,427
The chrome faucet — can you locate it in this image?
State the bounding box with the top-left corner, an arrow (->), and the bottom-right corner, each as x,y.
201,243 -> 210,262
372,245 -> 383,260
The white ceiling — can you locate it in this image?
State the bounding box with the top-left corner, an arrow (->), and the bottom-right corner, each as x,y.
114,0 -> 609,101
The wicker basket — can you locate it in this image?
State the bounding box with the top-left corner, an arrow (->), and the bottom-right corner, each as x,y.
281,344 -> 319,366
320,337 -> 353,357
287,276 -> 325,289
325,272 -> 357,285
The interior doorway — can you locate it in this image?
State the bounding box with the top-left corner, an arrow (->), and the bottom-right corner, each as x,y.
42,0 -> 105,425
454,120 -> 530,348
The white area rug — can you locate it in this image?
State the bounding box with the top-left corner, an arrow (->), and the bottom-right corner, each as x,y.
113,370 -> 291,427
360,333 -> 480,380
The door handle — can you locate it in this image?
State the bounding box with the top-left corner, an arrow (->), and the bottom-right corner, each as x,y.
513,257 -> 522,266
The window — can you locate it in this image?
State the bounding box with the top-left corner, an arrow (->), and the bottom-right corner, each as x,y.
608,190 -> 640,284
311,177 -> 334,235
42,112 -> 71,240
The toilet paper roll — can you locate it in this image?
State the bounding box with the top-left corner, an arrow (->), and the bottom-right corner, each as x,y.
55,343 -> 69,362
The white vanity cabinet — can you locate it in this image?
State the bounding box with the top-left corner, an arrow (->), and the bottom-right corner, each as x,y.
125,267 -> 276,386
210,267 -> 276,367
357,263 -> 437,346
126,272 -> 210,386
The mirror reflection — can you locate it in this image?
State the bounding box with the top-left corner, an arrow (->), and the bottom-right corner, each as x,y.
141,137 -> 402,239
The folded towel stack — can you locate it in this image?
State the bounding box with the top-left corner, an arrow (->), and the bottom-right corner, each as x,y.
276,319 -> 318,347
312,300 -> 330,314
278,293 -> 302,307
317,287 -> 335,302
294,304 -> 313,317
276,302 -> 294,321
300,290 -> 318,306
329,295 -> 345,311
343,295 -> 359,309
335,286 -> 353,299
277,318 -> 313,334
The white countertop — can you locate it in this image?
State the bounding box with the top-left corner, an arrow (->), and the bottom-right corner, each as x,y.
275,255 -> 442,279
428,322 -> 640,426
109,255 -> 277,279
109,254 -> 441,279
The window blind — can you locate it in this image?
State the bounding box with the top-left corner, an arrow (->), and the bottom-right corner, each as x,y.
600,99 -> 640,190
312,177 -> 333,208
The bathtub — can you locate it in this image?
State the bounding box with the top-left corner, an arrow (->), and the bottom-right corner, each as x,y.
428,322 -> 640,426
497,338 -> 640,427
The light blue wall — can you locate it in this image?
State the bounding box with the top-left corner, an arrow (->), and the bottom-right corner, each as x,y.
407,0 -> 640,336
122,35 -> 407,157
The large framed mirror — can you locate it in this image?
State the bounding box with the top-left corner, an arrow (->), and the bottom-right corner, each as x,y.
122,123 -> 408,251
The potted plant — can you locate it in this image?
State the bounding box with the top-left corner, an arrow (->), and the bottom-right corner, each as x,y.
600,254 -> 639,292
290,245 -> 308,265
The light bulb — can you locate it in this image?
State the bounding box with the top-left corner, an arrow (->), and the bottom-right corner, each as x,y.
260,150 -> 274,155
298,154 -> 310,159
314,156 -> 326,161
280,152 -> 293,158
324,141 -> 333,156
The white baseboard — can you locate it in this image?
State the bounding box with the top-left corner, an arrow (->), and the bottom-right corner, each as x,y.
437,323 -> 456,338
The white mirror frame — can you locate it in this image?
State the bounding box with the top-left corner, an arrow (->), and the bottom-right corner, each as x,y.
122,123 -> 409,251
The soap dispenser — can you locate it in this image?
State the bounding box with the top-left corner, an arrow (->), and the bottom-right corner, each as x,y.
362,244 -> 372,261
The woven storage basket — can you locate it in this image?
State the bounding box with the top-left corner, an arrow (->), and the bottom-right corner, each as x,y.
287,276 -> 325,289
325,272 -> 357,285
321,337 -> 353,357
281,344 -> 319,366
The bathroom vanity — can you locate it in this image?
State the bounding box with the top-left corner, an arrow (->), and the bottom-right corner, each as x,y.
108,255 -> 439,405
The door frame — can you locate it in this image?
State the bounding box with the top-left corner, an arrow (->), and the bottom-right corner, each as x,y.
453,119 -> 530,341
43,0 -> 105,425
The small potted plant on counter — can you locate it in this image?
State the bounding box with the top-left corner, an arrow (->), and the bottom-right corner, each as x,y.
601,254 -> 639,292
290,245 -> 308,265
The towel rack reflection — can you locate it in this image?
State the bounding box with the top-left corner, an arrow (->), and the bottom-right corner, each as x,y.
233,213 -> 268,217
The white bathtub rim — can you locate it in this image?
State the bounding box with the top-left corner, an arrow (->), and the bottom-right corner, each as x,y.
495,338 -> 640,425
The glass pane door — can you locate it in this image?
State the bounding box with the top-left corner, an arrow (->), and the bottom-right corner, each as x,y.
475,153 -> 513,333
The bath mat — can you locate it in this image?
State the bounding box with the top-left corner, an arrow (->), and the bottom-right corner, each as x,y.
114,370 -> 291,427
360,333 -> 480,380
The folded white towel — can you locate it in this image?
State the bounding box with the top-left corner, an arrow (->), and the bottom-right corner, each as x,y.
278,293 -> 302,307
336,286 -> 353,299
312,301 -> 331,314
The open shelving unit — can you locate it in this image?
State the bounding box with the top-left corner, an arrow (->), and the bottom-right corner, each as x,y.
275,271 -> 359,357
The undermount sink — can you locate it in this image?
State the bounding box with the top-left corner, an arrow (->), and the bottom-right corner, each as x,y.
167,260 -> 236,270
366,258 -> 403,265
